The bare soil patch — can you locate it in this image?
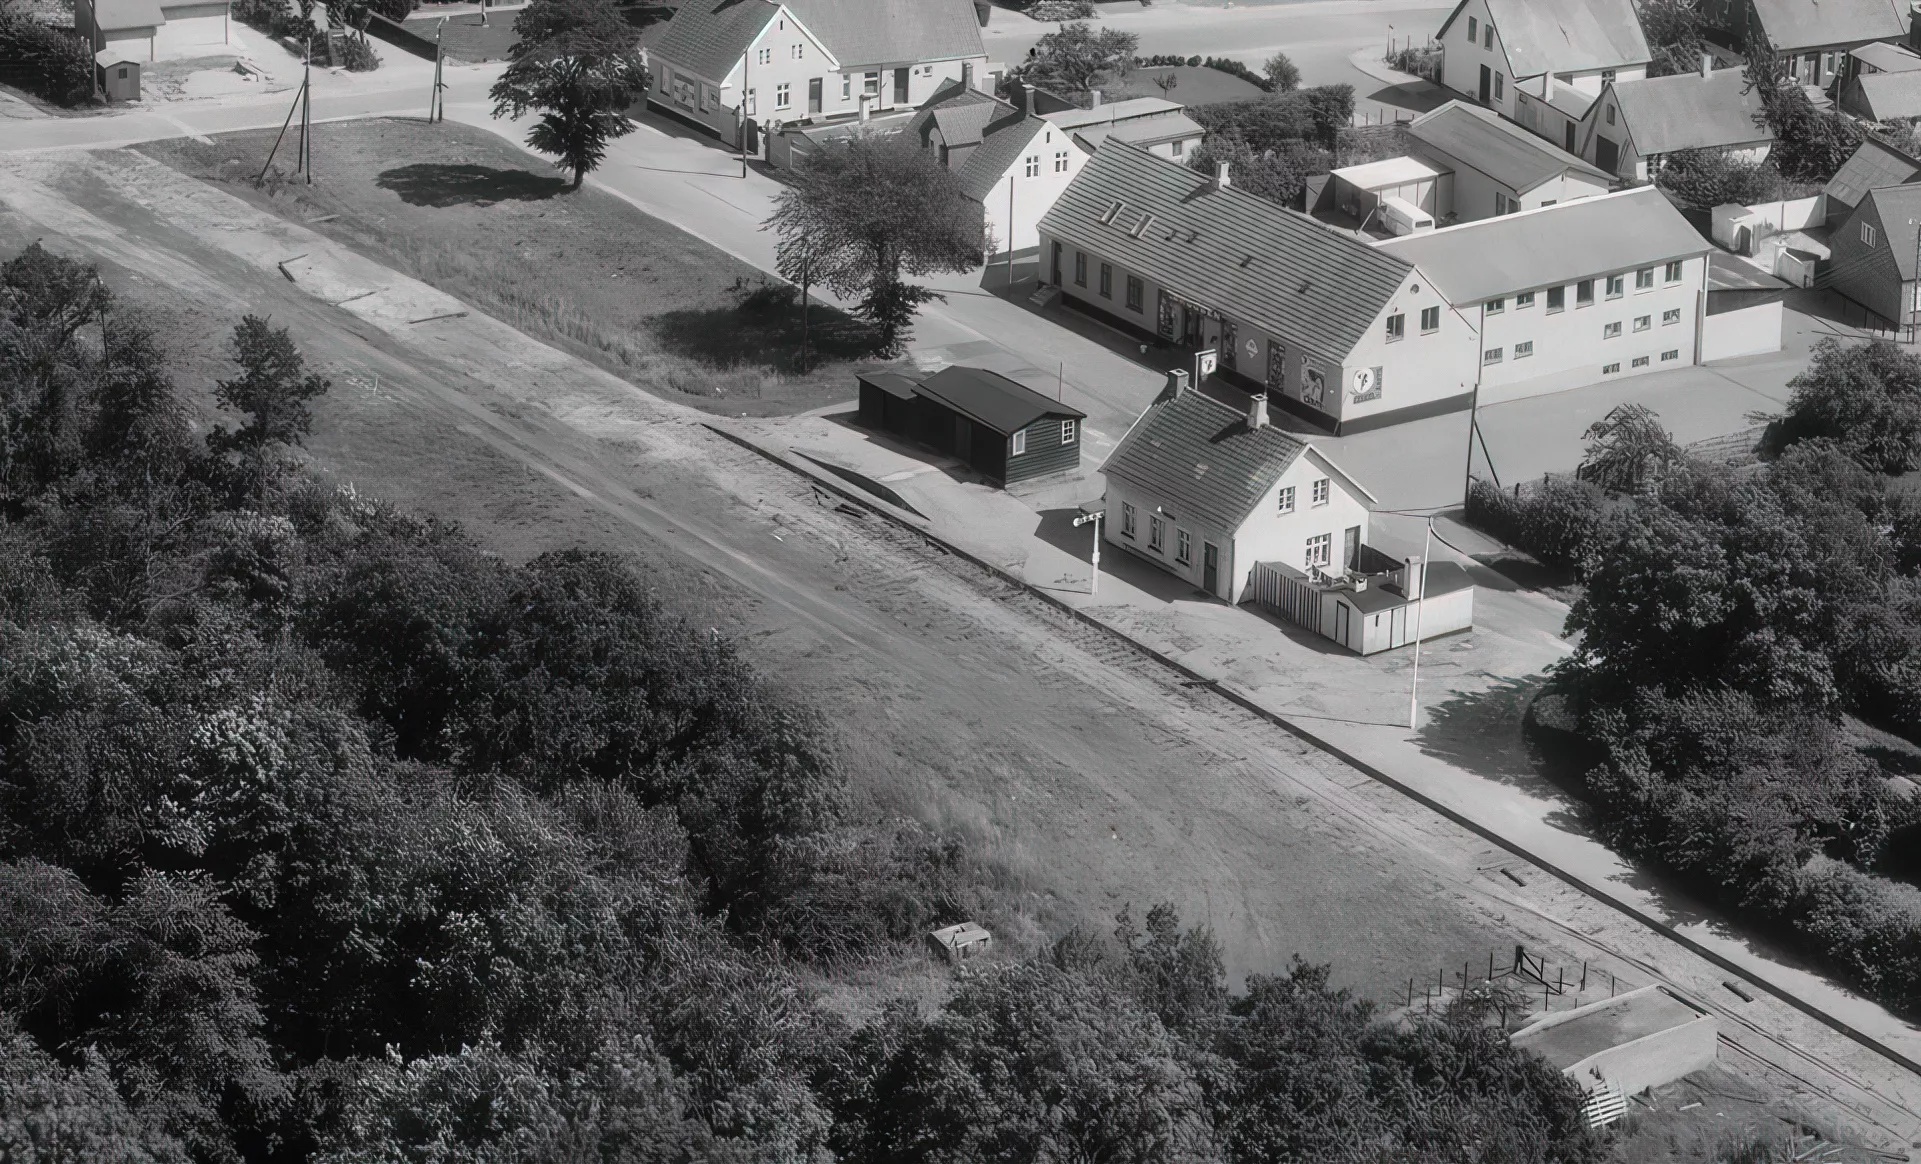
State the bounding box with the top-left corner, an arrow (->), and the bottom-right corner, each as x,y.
139,117 -> 889,416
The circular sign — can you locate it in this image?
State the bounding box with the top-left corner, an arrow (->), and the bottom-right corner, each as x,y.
1350,367 -> 1375,396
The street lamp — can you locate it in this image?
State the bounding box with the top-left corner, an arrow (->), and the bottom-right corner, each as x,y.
1073,508 -> 1103,595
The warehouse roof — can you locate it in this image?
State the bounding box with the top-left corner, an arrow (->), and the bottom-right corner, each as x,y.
1038,140 -> 1414,361
1437,0 -> 1649,76
1409,101 -> 1611,192
912,366 -> 1083,434
1604,68 -> 1773,155
1825,136 -> 1921,209
1372,187 -> 1708,304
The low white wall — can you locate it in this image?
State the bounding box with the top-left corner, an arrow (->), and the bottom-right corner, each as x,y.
1702,301 -> 1783,361
1747,194 -> 1824,232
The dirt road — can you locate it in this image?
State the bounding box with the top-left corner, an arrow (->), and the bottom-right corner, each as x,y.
7,146 -> 1921,1155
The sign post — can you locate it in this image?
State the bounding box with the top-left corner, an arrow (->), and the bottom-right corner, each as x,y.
1194,347 -> 1217,385
1073,509 -> 1104,595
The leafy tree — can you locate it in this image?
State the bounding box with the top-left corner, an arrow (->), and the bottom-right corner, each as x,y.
1639,0 -> 1710,76
1656,146 -> 1780,208
1769,338 -> 1921,473
1261,51 -> 1300,92
490,0 -> 646,190
0,1012 -> 191,1164
1019,21 -> 1138,95
211,315 -> 331,453
1116,901 -> 1227,1035
1743,30 -> 1860,182
1576,403 -> 1685,495
0,242 -> 112,495
767,135 -> 984,355
1186,133 -> 1330,207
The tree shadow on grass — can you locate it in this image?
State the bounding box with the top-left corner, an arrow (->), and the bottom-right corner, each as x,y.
376,163 -> 568,207
649,289 -> 883,375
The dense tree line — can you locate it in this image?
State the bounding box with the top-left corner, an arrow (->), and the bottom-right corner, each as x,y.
1500,342 -> 1921,1016
0,243 -> 1601,1162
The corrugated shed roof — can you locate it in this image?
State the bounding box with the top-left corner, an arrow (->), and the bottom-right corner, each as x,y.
1748,0 -> 1904,52
857,370 -> 919,399
1854,71 -> 1921,121
1547,84 -> 1597,119
1037,140 -> 1414,361
1439,0 -> 1649,76
1863,185 -> 1921,278
1607,68 -> 1773,154
784,0 -> 984,68
1850,41 -> 1921,72
1409,101 -> 1610,192
913,366 -> 1083,433
92,0 -> 163,30
1372,187 -> 1709,304
1072,112 -> 1205,150
1102,389 -> 1309,532
1043,97 -> 1184,129
1332,155 -> 1449,189
1825,136 -> 1921,208
651,0 -> 777,82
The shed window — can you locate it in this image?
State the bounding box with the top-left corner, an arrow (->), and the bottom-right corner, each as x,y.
118,67 -> 128,78
1061,419 -> 1077,444
1011,429 -> 1027,456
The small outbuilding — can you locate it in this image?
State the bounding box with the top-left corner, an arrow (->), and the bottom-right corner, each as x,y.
856,365 -> 1085,486
1509,985 -> 1717,1099
927,921 -> 992,962
96,48 -> 140,100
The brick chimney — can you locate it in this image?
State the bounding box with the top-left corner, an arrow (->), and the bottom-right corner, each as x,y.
1164,368 -> 1190,398
1247,392 -> 1269,430
1699,50 -> 1712,78
1215,161 -> 1231,189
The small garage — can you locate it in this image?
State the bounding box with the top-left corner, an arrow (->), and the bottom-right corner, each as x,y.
855,365 -> 1086,487
96,49 -> 140,100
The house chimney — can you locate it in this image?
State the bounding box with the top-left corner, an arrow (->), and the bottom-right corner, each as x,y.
1700,50 -> 1713,78
1247,392 -> 1269,430
1404,556 -> 1424,600
1215,161 -> 1231,189
1015,81 -> 1030,113
962,61 -> 974,90
1090,87 -> 1102,108
1164,368 -> 1190,398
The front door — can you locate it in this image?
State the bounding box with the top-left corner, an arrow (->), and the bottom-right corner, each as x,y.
893,67 -> 910,105
1203,542 -> 1220,596
1335,601 -> 1351,646
1220,319 -> 1237,370
1595,135 -> 1619,174
1343,525 -> 1360,570
1182,306 -> 1204,346
807,77 -> 822,114
1479,64 -> 1492,103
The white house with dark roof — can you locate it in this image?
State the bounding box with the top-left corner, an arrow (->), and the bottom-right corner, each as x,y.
1373,187 -> 1713,404
76,0 -> 229,60
644,0 -> 987,145
1436,0 -> 1650,149
1036,140 -> 1481,434
1701,0 -> 1905,89
1404,100 -> 1613,222
1580,60 -> 1773,181
905,81 -> 1087,254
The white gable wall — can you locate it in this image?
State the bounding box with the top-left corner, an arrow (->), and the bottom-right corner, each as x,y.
1337,271 -> 1480,428
982,125 -> 1086,255
1439,0 -> 1521,116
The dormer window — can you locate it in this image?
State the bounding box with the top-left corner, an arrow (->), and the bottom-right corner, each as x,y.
1099,200 -> 1124,224
1130,212 -> 1155,238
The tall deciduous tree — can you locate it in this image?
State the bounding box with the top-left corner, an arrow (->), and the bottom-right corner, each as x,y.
1020,21 -> 1138,96
211,315 -> 330,453
1743,29 -> 1860,182
766,135 -> 985,355
1576,402 -> 1685,495
1261,51 -> 1300,92
490,0 -> 646,190
1770,337 -> 1921,473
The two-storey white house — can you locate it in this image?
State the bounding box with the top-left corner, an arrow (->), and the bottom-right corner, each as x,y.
1435,0 -> 1651,153
645,0 -> 987,147
1035,140 -> 1481,434
904,81 -> 1089,255
1101,378 -> 1378,602
1373,187 -> 1713,405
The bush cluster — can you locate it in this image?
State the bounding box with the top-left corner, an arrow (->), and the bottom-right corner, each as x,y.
0,15 -> 92,107
1465,475 -> 1606,570
1136,53 -> 1273,90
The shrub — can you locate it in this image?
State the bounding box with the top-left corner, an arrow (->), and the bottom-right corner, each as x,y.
1384,43 -> 1439,81
367,0 -> 414,19
337,33 -> 378,71
1768,338 -> 1921,475
0,17 -> 93,107
1656,147 -> 1781,208
1463,474 -> 1605,570
1201,55 -> 1269,91
1029,0 -> 1095,19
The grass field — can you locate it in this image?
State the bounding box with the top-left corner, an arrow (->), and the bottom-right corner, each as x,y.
1112,65 -> 1266,106
140,117 -> 888,417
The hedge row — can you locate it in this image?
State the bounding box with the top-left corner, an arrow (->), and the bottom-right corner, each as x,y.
1136,53 -> 1274,91
1463,475 -> 1605,570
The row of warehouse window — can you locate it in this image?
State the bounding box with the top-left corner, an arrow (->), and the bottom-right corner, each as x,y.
1384,262 -> 1685,342
1601,351 -> 1682,374
1480,309 -> 1684,364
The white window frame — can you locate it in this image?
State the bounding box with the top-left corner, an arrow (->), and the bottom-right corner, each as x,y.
1277,485 -> 1295,514
757,47 -> 771,65
1663,308 -> 1681,325
1662,349 -> 1680,361
1306,533 -> 1332,567
1386,313 -> 1405,341
745,88 -> 756,115
1420,306 -> 1439,332
1864,222 -> 1879,247
775,82 -> 792,109
1061,419 -> 1077,444
1311,478 -> 1330,506
1176,529 -> 1192,565
1514,340 -> 1533,358
1516,291 -> 1534,308
1606,274 -> 1625,299
1485,296 -> 1505,314
1011,429 -> 1027,456
1484,347 -> 1503,364
1634,315 -> 1651,332
842,74 -> 852,99
1632,355 -> 1649,367
1054,150 -> 1070,172
1150,516 -> 1165,552
1603,321 -> 1621,338
1603,361 -> 1620,374
1665,260 -> 1684,282
1635,267 -> 1654,290
1024,155 -> 1040,178
791,43 -> 804,59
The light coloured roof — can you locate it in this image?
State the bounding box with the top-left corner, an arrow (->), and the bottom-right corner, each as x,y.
92,0 -> 163,30
1861,185 -> 1921,278
1043,97 -> 1183,129
783,0 -> 985,69
1546,84 -> 1596,119
1747,0 -> 1904,52
1606,68 -> 1773,154
1372,187 -> 1709,304
1438,0 -> 1649,76
1070,112 -> 1204,150
95,46 -> 141,65
1409,101 -> 1611,192
1854,72 -> 1921,121
1850,41 -> 1921,72
1825,136 -> 1921,208
1102,388 -> 1312,533
1332,155 -> 1448,190
1037,140 -> 1415,361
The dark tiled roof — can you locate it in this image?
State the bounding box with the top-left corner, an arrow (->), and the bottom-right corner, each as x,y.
1606,69 -> 1772,154
651,0 -> 777,82
954,113 -> 1045,200
913,366 -> 1083,434
1038,140 -> 1414,361
784,0 -> 984,68
1826,136 -> 1921,208
1438,0 -> 1649,75
1748,0 -> 1904,52
907,81 -> 1046,202
857,370 -> 918,399
908,79 -> 1007,146
1102,389 -> 1309,532
1409,101 -> 1611,192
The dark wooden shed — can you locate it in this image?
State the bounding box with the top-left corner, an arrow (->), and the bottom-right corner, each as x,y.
855,366 -> 1085,486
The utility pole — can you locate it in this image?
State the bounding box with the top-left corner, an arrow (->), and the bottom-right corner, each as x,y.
1407,518 -> 1433,730
740,49 -> 750,177
431,18 -> 447,122
1073,509 -> 1103,595
1007,176 -> 1016,288
299,37 -> 312,182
